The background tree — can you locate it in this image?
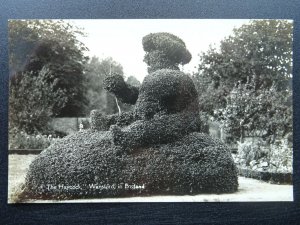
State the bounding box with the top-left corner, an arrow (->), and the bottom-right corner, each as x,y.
9,68 -> 68,134
193,20 -> 293,143
126,75 -> 141,88
84,56 -> 126,115
195,20 -> 292,92
214,79 -> 292,143
9,20 -> 89,134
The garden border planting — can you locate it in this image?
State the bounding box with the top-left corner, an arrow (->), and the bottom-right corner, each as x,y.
9,149 -> 43,155
238,167 -> 292,184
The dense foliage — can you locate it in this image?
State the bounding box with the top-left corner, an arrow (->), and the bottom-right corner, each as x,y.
143,32 -> 192,73
9,69 -> 68,134
126,76 -> 141,88
84,56 -> 125,114
21,130 -> 237,200
234,138 -> 292,173
214,78 -> 292,143
104,73 -> 139,105
195,20 -> 292,91
193,20 -> 293,143
9,20 -> 89,135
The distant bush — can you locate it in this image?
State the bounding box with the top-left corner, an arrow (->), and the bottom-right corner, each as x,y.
236,139 -> 268,166
234,137 -> 292,173
267,139 -> 293,173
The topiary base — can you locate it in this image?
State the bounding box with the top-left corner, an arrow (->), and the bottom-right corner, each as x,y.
19,130 -> 238,200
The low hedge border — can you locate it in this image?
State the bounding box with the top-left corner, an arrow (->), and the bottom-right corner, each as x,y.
238,167 -> 292,184
9,149 -> 43,155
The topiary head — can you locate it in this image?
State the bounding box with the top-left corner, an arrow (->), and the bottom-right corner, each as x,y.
142,32 -> 192,73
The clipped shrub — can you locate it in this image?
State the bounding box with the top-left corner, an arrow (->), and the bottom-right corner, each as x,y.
135,69 -> 199,118
110,112 -> 201,148
103,73 -> 139,105
142,33 -> 192,73
20,66 -> 238,199
20,130 -> 238,200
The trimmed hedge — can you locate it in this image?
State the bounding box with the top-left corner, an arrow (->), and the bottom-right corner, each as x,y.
142,32 -> 192,65
142,33 -> 192,72
103,73 -> 139,105
21,130 -> 238,200
238,168 -> 292,184
134,69 -> 199,119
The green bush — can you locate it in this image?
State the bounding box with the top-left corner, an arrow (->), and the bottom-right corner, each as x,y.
9,69 -> 68,134
235,139 -> 268,166
234,137 -> 292,173
267,138 -> 293,173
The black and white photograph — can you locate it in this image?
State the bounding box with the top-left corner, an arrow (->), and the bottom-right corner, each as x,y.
8,19 -> 293,203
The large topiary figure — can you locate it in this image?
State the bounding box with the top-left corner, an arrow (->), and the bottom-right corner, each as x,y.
99,68 -> 201,149
93,33 -> 201,148
19,32 -> 238,201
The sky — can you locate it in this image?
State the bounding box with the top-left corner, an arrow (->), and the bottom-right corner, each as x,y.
70,19 -> 251,82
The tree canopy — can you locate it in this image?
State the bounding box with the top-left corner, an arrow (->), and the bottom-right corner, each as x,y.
126,76 -> 141,88
193,20 -> 293,143
84,56 -> 124,114
196,20 -> 292,92
9,20 -> 88,75
9,20 -> 89,133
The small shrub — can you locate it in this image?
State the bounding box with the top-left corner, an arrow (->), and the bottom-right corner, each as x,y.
235,137 -> 292,173
236,139 -> 268,166
267,139 -> 293,173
